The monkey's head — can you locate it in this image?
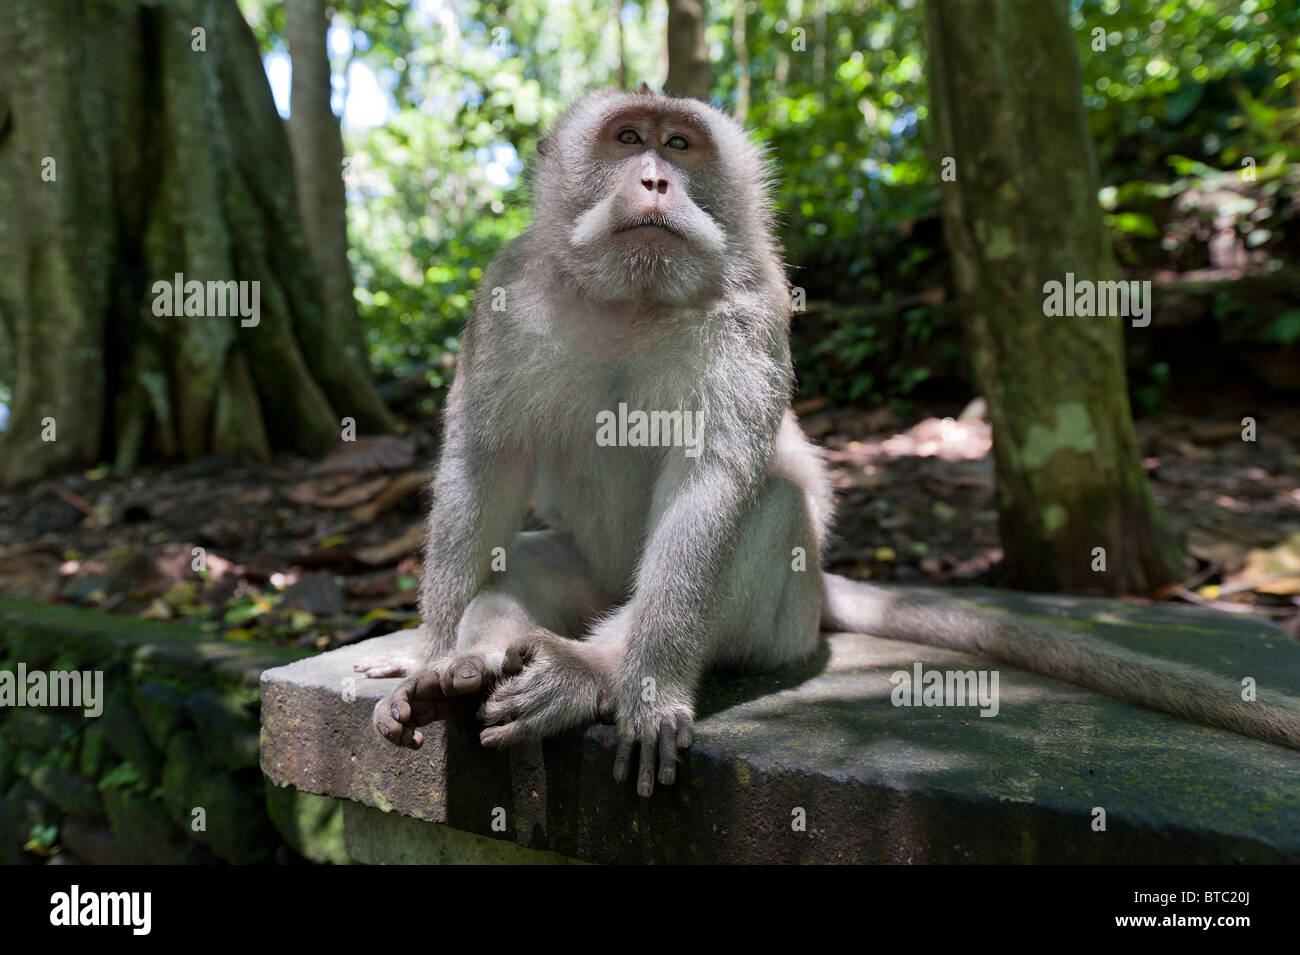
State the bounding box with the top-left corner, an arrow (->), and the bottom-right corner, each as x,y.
531,88 -> 777,306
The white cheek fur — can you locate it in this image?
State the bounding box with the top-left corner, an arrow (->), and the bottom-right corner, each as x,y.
570,197 -> 614,248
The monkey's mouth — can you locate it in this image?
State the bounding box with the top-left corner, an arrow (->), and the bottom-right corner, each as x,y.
614,215 -> 683,239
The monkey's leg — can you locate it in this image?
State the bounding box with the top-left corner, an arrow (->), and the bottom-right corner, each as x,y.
708,475 -> 824,671
369,530 -> 611,747
481,476 -> 823,781
357,528 -> 606,678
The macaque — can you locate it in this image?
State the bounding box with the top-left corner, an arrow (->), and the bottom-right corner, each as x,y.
360,88 -> 1300,797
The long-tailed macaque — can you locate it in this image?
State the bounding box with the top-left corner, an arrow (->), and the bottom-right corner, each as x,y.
360,88 -> 1300,797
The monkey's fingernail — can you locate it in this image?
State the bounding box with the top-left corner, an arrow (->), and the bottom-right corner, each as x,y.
638,780 -> 652,797
659,767 -> 675,785
391,708 -> 400,722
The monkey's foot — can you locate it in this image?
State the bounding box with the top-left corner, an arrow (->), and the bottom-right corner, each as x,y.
372,648 -> 519,748
478,629 -> 609,748
612,693 -> 694,798
353,649 -> 423,679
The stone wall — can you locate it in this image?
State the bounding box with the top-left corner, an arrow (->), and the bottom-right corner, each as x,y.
0,598 -> 348,864
263,591 -> 1300,864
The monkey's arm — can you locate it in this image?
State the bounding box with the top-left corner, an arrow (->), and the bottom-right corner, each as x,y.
373,419 -> 534,748
416,435 -> 534,662
608,331 -> 789,795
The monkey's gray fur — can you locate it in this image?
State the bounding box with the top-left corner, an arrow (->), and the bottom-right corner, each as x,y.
362,88 -> 1300,796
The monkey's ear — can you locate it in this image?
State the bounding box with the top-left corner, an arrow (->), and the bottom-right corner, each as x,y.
635,81 -> 654,95
536,133 -> 551,158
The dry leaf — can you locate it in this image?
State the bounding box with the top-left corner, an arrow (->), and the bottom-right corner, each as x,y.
354,523 -> 425,566
312,435 -> 417,476
351,469 -> 432,523
1225,532 -> 1300,596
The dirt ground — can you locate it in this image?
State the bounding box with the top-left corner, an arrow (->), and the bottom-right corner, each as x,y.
2,395 -> 1298,649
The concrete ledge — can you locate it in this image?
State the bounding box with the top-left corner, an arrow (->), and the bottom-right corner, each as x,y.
260,589 -> 1300,863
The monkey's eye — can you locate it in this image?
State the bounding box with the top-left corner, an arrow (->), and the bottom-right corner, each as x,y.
616,129 -> 642,145
665,135 -> 688,150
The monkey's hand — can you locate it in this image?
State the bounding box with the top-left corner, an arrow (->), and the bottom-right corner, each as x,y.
610,675 -> 694,798
372,648 -> 522,748
478,629 -> 608,747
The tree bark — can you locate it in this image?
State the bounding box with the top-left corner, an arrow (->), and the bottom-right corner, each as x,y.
613,1 -> 627,90
0,0 -> 397,485
733,0 -> 749,121
286,0 -> 374,373
665,0 -> 711,101
924,0 -> 1184,594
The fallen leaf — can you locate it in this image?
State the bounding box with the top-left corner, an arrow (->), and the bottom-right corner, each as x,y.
351,470 -> 432,523
312,435 -> 417,476
1225,532 -> 1300,595
283,475 -> 389,509
354,524 -> 425,566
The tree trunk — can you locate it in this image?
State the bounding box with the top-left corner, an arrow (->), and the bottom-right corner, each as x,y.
665,0 -> 711,101
924,0 -> 1184,594
613,1 -> 627,90
0,0 -> 397,485
286,0 -> 372,367
733,0 -> 749,121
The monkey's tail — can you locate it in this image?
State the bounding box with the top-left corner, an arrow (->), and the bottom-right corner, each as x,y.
820,572 -> 1300,751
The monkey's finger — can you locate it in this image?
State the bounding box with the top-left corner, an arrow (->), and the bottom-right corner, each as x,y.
479,672 -> 524,708
613,734 -> 635,784
503,634 -> 544,674
448,659 -> 486,695
433,658 -> 477,696
657,724 -> 677,786
354,661 -> 404,678
478,691 -> 523,726
396,725 -> 425,749
480,721 -> 531,748
375,700 -> 424,749
388,686 -> 413,725
502,644 -> 528,675
373,698 -> 405,741
410,667 -> 442,694
636,732 -> 657,797
676,721 -> 693,749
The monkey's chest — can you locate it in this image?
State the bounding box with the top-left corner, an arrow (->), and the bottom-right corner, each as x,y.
532,440 -> 662,585
523,353 -> 700,577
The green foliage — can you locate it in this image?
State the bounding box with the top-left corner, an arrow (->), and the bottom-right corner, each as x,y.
1133,361 -> 1173,417
242,0 -> 665,392
99,761 -> 149,794
240,0 -> 1299,404
716,1 -> 935,305
1267,310 -> 1300,346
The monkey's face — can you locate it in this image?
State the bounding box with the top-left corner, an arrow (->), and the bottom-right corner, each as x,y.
534,91 -> 772,307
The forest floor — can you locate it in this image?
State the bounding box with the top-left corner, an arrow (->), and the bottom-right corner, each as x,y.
1,394 -> 1298,650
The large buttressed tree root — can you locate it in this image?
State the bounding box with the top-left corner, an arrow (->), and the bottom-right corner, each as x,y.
0,0 -> 399,485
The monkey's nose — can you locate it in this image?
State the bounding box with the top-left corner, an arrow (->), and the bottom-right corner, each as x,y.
640,177 -> 669,194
